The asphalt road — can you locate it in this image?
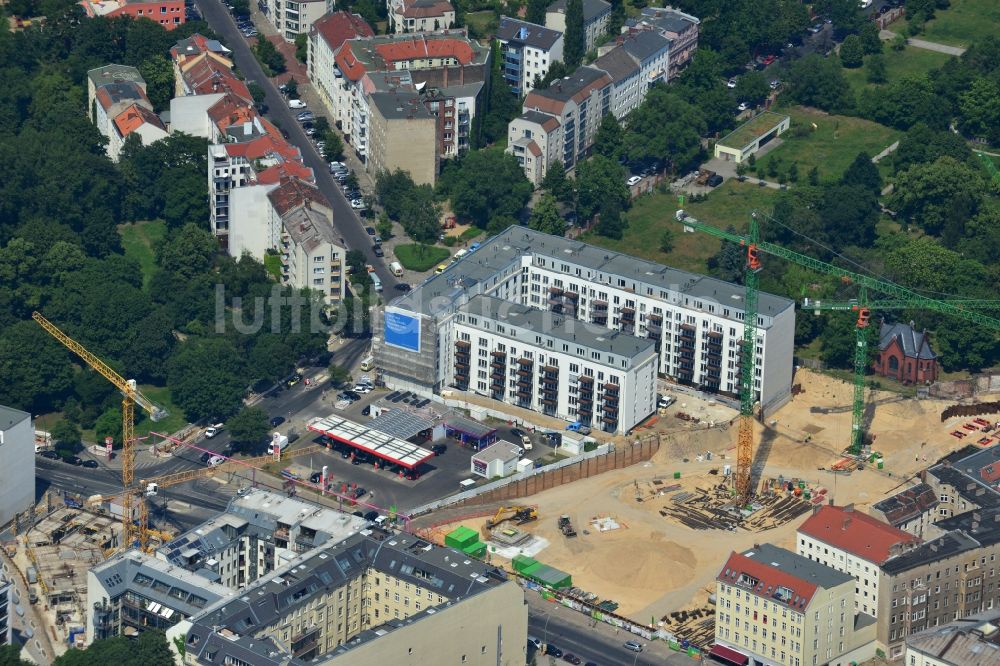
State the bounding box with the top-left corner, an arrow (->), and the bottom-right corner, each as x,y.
528,608 -> 661,666
195,0 -> 399,292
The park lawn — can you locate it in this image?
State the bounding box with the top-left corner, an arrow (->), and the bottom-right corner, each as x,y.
762,107 -> 900,184
465,10 -> 497,37
582,181 -> 778,274
842,46 -> 954,95
263,253 -> 282,280
394,244 -> 451,272
119,220 -> 166,289
78,385 -> 188,445
904,0 -> 1000,47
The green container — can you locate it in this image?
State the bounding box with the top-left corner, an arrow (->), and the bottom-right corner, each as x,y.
669,641 -> 681,651
877,461 -> 884,469
804,491 -> 811,499
673,471 -> 681,479
798,481 -> 806,489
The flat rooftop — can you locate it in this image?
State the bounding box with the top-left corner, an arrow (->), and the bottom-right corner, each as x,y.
473,440 -> 522,464
718,111 -> 789,151
906,608 -> 1000,666
307,414 -> 435,468
388,226 -> 792,323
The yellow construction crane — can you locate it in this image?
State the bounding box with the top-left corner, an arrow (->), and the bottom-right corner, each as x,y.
33,311 -> 167,553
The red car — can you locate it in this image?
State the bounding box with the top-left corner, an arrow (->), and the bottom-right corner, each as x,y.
762,55 -> 777,66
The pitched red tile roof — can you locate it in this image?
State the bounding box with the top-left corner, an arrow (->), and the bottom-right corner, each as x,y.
798,505 -> 920,565
182,58 -> 251,102
207,93 -> 257,132
113,104 -> 166,136
526,140 -> 542,157
267,176 -> 329,215
399,0 -> 454,19
336,35 -> 476,82
257,161 -> 315,185
717,550 -> 818,611
245,134 -> 301,162
312,11 -> 374,53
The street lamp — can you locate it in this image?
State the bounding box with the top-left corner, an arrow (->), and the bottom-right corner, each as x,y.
543,612 -> 553,645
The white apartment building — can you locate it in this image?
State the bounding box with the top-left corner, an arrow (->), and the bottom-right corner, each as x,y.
308,12 -> 375,132
797,504 -> 920,618
0,406 -> 33,529
387,0 -> 455,34
545,0 -> 611,53
452,295 -> 658,433
263,0 -> 331,40
279,202 -> 347,307
374,227 -> 795,431
496,17 -> 564,97
715,544 -> 877,666
0,573 -> 12,647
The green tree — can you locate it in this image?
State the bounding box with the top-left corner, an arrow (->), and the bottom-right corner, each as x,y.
0,644 -> 33,666
253,35 -> 286,75
536,60 -> 571,89
958,77 -> 1000,142
156,224 -> 218,281
840,151 -> 881,194
399,185 -> 440,243
328,363 -> 352,387
659,228 -> 675,253
441,151 -> 532,228
733,71 -> 769,105
819,311 -> 859,368
594,198 -> 626,239
866,54 -> 887,84
893,123 -> 973,172
227,406 -> 269,447
322,132 -> 344,161
167,337 -> 247,421
55,629 -> 175,666
94,407 -> 123,449
786,54 -> 853,112
575,155 -> 629,223
706,225 -> 744,283
481,41 -> 520,144
528,193 -> 566,236
247,81 -> 267,107
376,212 -> 394,241
856,75 -> 943,130
859,21 -> 883,55
294,33 -> 308,63
51,419 -> 82,456
526,0 -> 547,24
807,165 -> 820,185
230,0 -> 250,17
891,156 -> 985,245
540,160 -> 573,203
592,113 -> 624,161
787,162 -> 799,183
624,87 -> 706,171
284,76 -> 299,99
0,321 -> 75,413
563,0 -> 585,68
138,55 -> 175,112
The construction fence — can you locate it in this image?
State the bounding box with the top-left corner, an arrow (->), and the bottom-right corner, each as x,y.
941,400 -> 1000,422
929,373 -> 1000,400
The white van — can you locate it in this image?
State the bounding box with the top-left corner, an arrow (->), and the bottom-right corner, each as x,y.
360,355 -> 374,372
207,455 -> 225,467
453,248 -> 468,261
459,478 -> 477,490
370,273 -> 382,292
389,261 -> 403,277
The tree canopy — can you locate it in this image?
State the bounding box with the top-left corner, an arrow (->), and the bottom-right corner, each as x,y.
438,151 -> 532,228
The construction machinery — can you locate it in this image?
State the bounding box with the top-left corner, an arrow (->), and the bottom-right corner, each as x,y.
484,506 -> 538,531
803,294 -> 1000,454
33,311 -> 167,553
673,211 -> 1000,505
558,515 -> 577,538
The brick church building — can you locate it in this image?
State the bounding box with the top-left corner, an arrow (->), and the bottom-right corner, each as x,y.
872,321 -> 938,384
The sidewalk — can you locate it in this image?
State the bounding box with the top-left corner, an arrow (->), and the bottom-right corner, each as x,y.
878,29 -> 966,56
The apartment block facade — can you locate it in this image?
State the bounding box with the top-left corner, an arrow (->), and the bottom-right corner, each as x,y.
0,406 -> 33,530
177,530 -> 527,665
88,66 -> 167,162
79,0 -> 185,29
262,0 -> 331,40
496,17 -> 564,97
452,295 -> 658,433
797,504 -> 921,618
545,0 -> 611,53
308,12 -> 375,132
387,0 -> 455,34
626,6 -> 700,80
0,573 -> 11,646
374,226 -> 795,430
366,90 -> 439,185
714,544 -> 877,666
279,198 -> 347,306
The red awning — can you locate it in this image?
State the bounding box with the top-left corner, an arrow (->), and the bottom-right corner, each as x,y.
709,644 -> 749,666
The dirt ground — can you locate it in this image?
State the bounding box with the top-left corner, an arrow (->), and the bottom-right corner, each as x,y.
435,369 -> 978,625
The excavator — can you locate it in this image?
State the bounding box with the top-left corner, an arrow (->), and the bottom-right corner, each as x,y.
484,506 -> 538,532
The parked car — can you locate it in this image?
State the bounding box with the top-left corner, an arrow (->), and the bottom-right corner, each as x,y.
373,245 -> 384,257
205,423 -> 224,438
706,174 -> 724,187
361,405 -> 372,416
432,443 -> 447,456
808,23 -> 823,33
737,102 -> 748,112
208,455 -> 226,467
626,175 -> 641,186
351,199 -> 365,210
761,54 -> 776,66
82,459 -> 99,469
726,78 -> 737,88
769,79 -> 781,90
66,456 -> 84,466
270,416 -> 285,427
562,655 -> 582,665
623,640 -> 643,653
352,487 -> 367,499
288,99 -> 307,109
200,451 -> 213,463
395,283 -> 411,292
546,645 -> 563,658
363,510 -> 379,521
40,450 -> 60,460
365,226 -> 376,236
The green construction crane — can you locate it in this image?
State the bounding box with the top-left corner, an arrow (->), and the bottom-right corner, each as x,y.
803,295 -> 1000,454
673,209 -> 1000,494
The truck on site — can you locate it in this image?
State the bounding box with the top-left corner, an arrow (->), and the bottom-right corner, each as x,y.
558,515 -> 577,538
389,261 -> 403,277
268,433 -> 289,456
204,423 -> 224,438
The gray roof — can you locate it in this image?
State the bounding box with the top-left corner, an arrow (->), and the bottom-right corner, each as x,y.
742,543 -> 853,590
518,109 -> 560,128
935,508 -> 1000,547
872,483 -> 938,527
0,405 -> 30,431
92,550 -> 234,617
187,530 -> 509,665
592,47 -> 640,82
639,6 -> 699,33
951,444 -> 1000,486
387,226 -> 792,328
445,414 -> 496,439
283,205 -> 338,254
882,530 -> 981,576
496,17 -> 563,50
368,407 -> 434,440
531,66 -> 609,103
369,90 -> 434,121
547,0 -> 610,22
460,294 -> 657,362
87,64 -> 144,88
473,440 -> 522,464
927,465 -> 1000,510
879,321 -> 936,360
905,608 -> 1000,666
365,70 -> 413,92
620,30 -> 670,62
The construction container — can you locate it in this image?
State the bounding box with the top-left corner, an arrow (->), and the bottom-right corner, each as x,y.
877,461 -> 884,469
445,526 -> 479,551
804,491 -> 811,500
673,471 -> 681,479
513,555 -> 539,574
794,487 -> 802,496
461,541 -> 487,558
798,481 -> 806,489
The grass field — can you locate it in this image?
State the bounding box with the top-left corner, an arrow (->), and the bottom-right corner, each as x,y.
582,181 -> 779,274
264,253 -> 282,280
465,10 -> 498,38
119,221 -> 166,289
77,384 -> 189,445
394,244 -> 451,272
904,0 -> 1000,47
842,46 -> 954,95
763,107 -> 900,184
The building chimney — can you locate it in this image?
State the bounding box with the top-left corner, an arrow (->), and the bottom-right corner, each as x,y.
842,518 -> 852,530
844,504 -> 855,513
828,498 -> 834,506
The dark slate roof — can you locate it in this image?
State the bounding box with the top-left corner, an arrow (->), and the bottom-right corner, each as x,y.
620,30 -> 670,62
0,405 -> 30,431
928,465 -> 1000,509
592,46 -> 639,82
882,530 -> 981,575
936,508 -> 1000,547
879,321 -> 936,360
639,6 -> 698,33
496,17 -> 563,50
547,0 -> 610,22
532,66 -> 609,103
872,483 -> 938,527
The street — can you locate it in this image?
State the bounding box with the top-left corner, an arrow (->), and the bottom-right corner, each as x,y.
194,0 -> 400,291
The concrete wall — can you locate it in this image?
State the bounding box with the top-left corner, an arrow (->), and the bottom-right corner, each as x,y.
0,407 -> 33,529
228,183 -> 277,259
